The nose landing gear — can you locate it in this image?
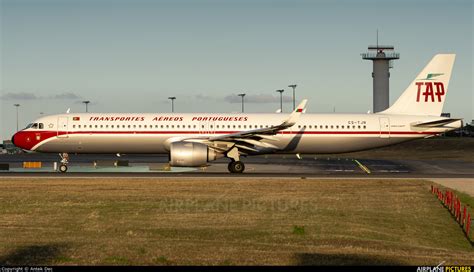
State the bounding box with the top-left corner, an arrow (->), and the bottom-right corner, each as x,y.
58,153 -> 69,173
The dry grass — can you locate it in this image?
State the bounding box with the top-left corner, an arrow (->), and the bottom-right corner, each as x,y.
0,178 -> 472,265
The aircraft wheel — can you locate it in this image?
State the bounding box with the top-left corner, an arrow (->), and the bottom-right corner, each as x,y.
59,164 -> 68,173
228,161 -> 245,174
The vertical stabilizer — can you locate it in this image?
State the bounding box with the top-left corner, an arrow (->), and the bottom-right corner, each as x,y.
382,54 -> 455,116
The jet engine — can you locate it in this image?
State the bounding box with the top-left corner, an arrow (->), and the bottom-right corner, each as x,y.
169,141 -> 224,167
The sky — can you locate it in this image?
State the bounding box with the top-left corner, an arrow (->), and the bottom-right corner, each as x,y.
0,0 -> 472,140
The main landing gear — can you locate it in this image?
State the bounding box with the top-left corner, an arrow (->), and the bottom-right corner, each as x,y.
58,153 -> 69,173
226,146 -> 245,174
228,160 -> 245,174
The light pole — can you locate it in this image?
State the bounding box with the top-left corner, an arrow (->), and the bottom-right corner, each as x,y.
82,100 -> 90,112
168,97 -> 176,112
288,84 -> 297,110
14,104 -> 20,132
238,93 -> 246,113
276,89 -> 284,113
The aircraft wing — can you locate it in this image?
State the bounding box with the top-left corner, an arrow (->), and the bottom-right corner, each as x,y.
183,99 -> 308,154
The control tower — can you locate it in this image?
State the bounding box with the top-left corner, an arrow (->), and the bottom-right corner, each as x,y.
361,45 -> 399,113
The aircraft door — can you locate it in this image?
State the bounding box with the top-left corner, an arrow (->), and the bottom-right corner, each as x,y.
57,117 -> 69,138
379,117 -> 390,139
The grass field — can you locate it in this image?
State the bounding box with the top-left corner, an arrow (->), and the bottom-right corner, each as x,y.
0,178 -> 472,265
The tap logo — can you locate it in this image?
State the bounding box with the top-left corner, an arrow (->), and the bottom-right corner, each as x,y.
416,73 -> 445,102
418,73 -> 444,80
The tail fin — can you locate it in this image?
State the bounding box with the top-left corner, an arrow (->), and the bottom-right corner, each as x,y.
382,54 -> 455,116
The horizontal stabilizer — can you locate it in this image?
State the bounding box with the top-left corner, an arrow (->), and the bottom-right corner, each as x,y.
411,118 -> 462,128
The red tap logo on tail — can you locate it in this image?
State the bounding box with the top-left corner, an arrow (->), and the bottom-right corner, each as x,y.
416,73 -> 445,102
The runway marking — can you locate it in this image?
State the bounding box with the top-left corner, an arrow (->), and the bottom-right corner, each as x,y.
353,159 -> 371,174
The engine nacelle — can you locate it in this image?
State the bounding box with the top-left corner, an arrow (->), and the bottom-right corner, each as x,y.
169,141 -> 224,167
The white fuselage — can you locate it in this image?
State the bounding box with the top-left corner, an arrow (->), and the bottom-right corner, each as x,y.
13,112 -> 460,155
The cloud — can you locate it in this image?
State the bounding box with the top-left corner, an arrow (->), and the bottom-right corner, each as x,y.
0,91 -> 82,101
223,94 -> 292,104
0,92 -> 39,100
51,92 -> 81,100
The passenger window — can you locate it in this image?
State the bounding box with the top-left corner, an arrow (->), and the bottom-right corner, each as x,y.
78,125 -> 81,128
139,125 -> 142,128
73,125 -> 76,128
325,125 -> 328,129
171,125 -> 174,128
90,125 -> 92,128
111,125 -> 114,128
193,125 -> 196,128
128,125 -> 131,128
161,125 -> 164,128
331,125 -> 333,129
100,125 -> 103,128
342,125 -> 344,129
358,125 -> 361,129
238,125 -> 241,128
243,125 -> 246,129
363,125 -> 366,129
39,123 -> 44,129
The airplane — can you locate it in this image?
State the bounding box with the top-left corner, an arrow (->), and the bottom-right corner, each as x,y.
11,54 -> 462,173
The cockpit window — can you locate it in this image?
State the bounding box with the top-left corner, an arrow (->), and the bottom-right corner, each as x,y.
24,123 -> 44,130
